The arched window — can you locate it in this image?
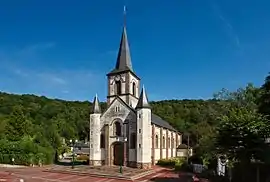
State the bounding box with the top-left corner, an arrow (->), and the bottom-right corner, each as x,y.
172,138 -> 175,148
132,82 -> 136,96
115,81 -> 121,95
100,134 -> 105,148
115,106 -> 120,112
155,135 -> 159,148
113,121 -> 122,136
130,133 -> 136,149
168,137 -> 171,148
162,136 -> 165,148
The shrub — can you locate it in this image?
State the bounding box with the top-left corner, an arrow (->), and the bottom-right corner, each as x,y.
157,157 -> 186,168
156,157 -> 193,172
157,158 -> 176,166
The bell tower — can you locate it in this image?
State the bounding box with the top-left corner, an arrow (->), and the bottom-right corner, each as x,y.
106,7 -> 140,108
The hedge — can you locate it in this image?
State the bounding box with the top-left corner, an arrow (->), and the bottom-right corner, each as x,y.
157,157 -> 193,172
0,138 -> 54,165
157,157 -> 186,166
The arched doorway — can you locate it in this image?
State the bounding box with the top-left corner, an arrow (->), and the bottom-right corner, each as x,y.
111,142 -> 124,166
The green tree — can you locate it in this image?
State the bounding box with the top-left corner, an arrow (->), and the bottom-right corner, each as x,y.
5,106 -> 33,141
214,83 -> 260,112
215,107 -> 270,163
258,73 -> 270,118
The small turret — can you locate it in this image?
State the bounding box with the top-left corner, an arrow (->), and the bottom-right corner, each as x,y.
89,94 -> 102,166
136,85 -> 152,169
92,94 -> 101,114
136,85 -> 151,109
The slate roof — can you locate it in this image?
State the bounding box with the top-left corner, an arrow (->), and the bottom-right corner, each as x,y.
107,26 -> 133,75
136,85 -> 151,109
151,114 -> 177,132
177,144 -> 188,149
92,94 -> 101,113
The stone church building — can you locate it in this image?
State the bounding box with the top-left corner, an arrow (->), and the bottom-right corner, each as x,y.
89,23 -> 182,169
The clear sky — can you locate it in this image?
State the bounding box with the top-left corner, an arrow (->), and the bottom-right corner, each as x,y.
0,0 -> 269,102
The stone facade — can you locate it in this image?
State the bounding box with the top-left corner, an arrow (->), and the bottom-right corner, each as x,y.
89,24 -> 182,169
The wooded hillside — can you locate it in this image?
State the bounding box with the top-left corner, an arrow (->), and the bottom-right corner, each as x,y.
0,91 -> 221,146
0,72 -> 270,169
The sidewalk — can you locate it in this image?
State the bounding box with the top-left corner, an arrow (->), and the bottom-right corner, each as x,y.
0,164 -> 26,168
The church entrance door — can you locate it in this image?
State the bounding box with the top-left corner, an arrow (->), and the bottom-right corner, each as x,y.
112,142 -> 124,166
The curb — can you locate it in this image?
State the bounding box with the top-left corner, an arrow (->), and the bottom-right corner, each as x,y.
0,164 -> 26,168
130,170 -> 156,180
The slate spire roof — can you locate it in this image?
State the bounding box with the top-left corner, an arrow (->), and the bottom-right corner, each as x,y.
115,26 -> 133,71
107,6 -> 134,76
108,26 -> 133,75
136,85 -> 151,109
92,94 -> 101,114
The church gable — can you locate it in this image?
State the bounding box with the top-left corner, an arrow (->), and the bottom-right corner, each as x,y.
101,97 -> 135,125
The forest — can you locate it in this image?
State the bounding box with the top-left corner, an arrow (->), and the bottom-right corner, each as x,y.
0,73 -> 270,178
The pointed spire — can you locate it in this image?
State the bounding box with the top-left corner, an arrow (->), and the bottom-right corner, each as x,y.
136,85 -> 151,109
114,27 -> 133,72
113,5 -> 133,72
92,94 -> 101,114
107,6 -> 136,76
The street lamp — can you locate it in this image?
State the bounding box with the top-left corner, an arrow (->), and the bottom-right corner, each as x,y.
12,145 -> 15,165
12,158 -> 14,165
70,139 -> 78,169
119,137 -> 127,174
185,133 -> 190,164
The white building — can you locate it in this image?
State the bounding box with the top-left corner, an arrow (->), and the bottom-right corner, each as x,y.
89,21 -> 182,169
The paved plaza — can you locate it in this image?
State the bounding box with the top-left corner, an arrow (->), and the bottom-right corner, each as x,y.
46,165 -> 153,180
0,165 -> 199,182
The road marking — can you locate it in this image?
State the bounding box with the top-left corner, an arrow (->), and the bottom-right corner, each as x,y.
31,176 -> 65,182
58,175 -> 76,180
69,176 -> 89,181
103,179 -> 115,182
95,179 -> 110,182
36,173 -> 57,178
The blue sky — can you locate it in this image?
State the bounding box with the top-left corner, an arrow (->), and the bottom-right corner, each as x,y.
0,0 -> 269,102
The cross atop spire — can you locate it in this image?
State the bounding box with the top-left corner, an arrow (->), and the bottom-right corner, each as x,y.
123,5 -> 127,27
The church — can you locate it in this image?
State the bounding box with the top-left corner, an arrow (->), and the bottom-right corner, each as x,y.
89,21 -> 182,169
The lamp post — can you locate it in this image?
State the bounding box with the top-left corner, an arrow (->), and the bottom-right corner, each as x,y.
12,145 -> 15,165
70,139 -> 78,169
185,133 -> 190,164
119,137 -> 127,174
12,158 -> 14,165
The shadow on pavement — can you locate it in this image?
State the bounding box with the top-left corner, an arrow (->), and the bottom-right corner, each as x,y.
149,173 -> 193,182
55,161 -> 88,166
